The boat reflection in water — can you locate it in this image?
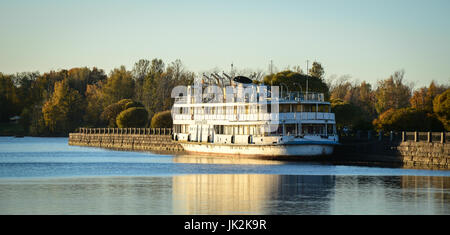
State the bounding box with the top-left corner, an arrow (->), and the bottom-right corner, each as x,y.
171,155 -> 450,215
172,155 -> 336,214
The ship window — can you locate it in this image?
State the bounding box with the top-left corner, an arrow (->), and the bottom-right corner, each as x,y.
227,126 -> 233,135
285,124 -> 296,135
264,124 -> 282,136
318,104 -> 329,113
301,124 -> 326,135
239,125 -> 244,135
303,104 -> 316,112
280,104 -> 290,113
214,125 -> 224,134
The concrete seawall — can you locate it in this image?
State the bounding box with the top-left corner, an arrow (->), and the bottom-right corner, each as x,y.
333,139 -> 449,169
69,133 -> 184,153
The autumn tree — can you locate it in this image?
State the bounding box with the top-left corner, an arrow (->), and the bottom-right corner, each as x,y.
374,70 -> 412,114
140,58 -> 194,118
83,82 -> 105,127
410,81 -> 447,111
373,108 -> 444,132
66,67 -> 107,97
42,80 -> 84,134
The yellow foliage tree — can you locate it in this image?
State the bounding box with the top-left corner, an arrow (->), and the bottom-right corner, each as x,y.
42,80 -> 84,134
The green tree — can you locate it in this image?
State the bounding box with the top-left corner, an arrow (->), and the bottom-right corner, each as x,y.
308,61 -> 325,79
116,107 -> 149,128
331,99 -> 372,131
263,70 -> 330,100
0,73 -> 20,122
102,66 -> 135,106
433,89 -> 450,131
132,59 -> 151,102
150,110 -> 173,128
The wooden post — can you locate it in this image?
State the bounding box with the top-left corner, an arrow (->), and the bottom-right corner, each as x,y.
442,132 -> 445,144
427,132 -> 431,143
402,131 -> 405,142
414,131 -> 418,142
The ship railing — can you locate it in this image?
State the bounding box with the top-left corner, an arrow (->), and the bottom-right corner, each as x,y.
173,91 -> 325,104
173,112 -> 335,121
279,92 -> 325,102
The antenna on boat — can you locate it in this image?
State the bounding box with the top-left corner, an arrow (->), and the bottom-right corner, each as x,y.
306,60 -> 309,97
270,60 -> 273,74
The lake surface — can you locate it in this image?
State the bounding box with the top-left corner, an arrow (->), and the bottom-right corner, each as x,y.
0,137 -> 449,214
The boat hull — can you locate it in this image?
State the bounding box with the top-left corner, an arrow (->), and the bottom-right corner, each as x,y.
179,142 -> 335,157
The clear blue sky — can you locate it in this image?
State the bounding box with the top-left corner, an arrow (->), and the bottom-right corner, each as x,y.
1,0 -> 449,87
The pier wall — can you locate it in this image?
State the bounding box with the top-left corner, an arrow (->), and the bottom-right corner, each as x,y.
68,128 -> 183,153
333,131 -> 450,169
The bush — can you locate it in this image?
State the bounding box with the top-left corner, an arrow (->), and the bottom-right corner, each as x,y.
124,101 -> 144,110
150,110 -> 172,128
373,108 -> 444,132
100,103 -> 124,127
116,107 -> 149,128
101,99 -> 145,127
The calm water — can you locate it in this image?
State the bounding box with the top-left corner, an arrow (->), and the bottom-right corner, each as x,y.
0,137 -> 449,215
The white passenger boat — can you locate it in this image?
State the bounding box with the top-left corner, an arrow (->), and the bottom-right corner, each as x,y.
171,74 -> 339,157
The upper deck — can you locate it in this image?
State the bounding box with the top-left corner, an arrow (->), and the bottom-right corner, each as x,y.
172,84 -> 335,124
173,84 -> 328,107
